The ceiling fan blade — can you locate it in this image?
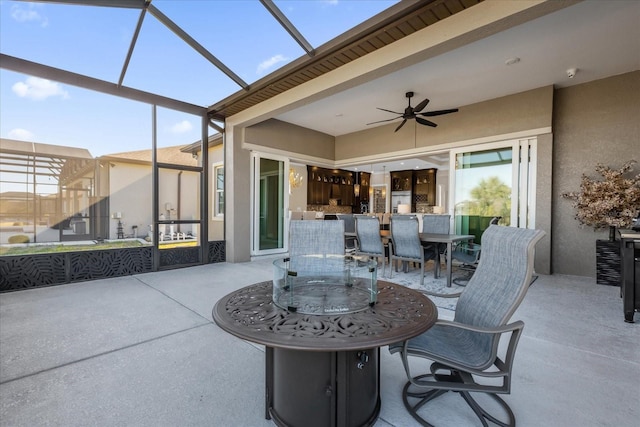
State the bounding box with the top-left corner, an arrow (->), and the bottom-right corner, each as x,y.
376,107 -> 403,115
394,119 -> 408,132
420,108 -> 459,117
416,117 -> 437,127
366,116 -> 402,125
413,98 -> 430,113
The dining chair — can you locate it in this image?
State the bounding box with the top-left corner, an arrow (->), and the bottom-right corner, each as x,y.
389,216 -> 437,287
389,225 -> 546,427
421,214 -> 450,234
391,214 -> 417,220
354,215 -> 387,277
336,213 -> 357,254
422,214 -> 451,269
450,216 -> 502,283
381,212 -> 391,230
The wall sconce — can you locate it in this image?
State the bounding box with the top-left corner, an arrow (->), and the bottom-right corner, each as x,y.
354,183 -> 360,197
382,166 -> 387,198
289,167 -> 303,190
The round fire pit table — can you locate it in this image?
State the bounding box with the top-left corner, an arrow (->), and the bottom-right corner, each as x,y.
212,280 -> 437,427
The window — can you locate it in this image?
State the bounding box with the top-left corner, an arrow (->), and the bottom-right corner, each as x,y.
213,163 -> 224,218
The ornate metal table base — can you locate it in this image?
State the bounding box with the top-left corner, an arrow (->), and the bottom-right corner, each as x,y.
267,347 -> 380,427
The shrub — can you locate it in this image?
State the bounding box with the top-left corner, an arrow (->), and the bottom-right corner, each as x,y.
8,235 -> 30,244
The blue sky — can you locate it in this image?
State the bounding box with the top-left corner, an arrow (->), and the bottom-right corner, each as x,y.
0,0 -> 397,157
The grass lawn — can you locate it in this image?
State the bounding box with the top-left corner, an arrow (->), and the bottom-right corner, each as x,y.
0,240 -> 150,256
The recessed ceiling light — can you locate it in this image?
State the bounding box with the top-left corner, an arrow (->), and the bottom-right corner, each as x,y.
505,57 -> 520,66
335,113 -> 343,117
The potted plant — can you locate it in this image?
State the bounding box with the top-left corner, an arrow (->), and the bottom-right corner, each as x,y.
563,160 -> 640,285
563,160 -> 640,240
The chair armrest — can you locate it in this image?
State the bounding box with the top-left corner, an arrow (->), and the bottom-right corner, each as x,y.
434,319 -> 524,335
397,320 -> 526,385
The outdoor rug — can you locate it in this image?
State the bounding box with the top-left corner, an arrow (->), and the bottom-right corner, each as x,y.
380,263 -> 470,312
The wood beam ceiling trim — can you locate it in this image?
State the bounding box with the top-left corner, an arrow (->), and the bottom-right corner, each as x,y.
384,27 -> 406,40
331,57 -> 348,68
406,16 -> 428,31
432,3 -> 454,20
446,1 -> 465,14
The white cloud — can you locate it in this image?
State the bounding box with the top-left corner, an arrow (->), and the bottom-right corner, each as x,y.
12,77 -> 69,101
257,54 -> 289,75
170,120 -> 192,133
11,4 -> 48,27
8,128 -> 35,141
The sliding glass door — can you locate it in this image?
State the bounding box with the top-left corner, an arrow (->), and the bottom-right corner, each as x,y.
450,138 -> 537,242
251,153 -> 289,256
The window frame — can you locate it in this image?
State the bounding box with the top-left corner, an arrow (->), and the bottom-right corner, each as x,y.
213,162 -> 224,219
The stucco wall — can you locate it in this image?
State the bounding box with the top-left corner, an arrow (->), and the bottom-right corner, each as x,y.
245,119 -> 335,161
552,71 -> 639,277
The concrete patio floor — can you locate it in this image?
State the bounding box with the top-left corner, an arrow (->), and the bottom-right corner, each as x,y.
1,257 -> 638,426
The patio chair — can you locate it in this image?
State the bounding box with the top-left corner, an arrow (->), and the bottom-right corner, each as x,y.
450,216 -> 502,283
389,216 -> 437,287
354,215 -> 387,277
289,220 -> 345,257
421,213 -> 451,256
389,225 -> 545,427
336,213 -> 357,253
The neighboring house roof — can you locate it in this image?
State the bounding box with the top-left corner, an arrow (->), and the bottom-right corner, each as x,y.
102,145 -> 197,167
181,133 -> 223,155
1,138 -> 198,169
0,138 -> 95,185
0,138 -> 93,159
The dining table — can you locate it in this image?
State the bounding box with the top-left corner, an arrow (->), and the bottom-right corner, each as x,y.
418,232 -> 475,287
347,230 -> 475,287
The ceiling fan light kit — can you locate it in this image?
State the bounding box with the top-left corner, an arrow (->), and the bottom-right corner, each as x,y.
366,91 -> 459,132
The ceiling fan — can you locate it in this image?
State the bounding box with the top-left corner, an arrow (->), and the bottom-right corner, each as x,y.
366,91 -> 459,132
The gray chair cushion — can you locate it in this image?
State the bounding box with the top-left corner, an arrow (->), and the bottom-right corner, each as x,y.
289,220 -> 345,257
390,217 -> 423,259
355,216 -> 384,255
421,214 -> 450,234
